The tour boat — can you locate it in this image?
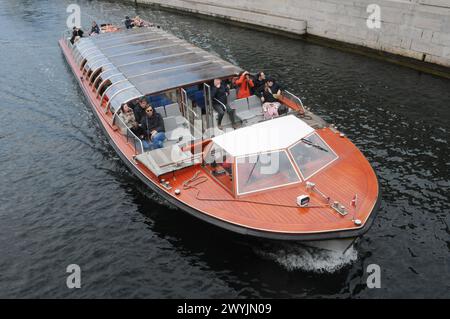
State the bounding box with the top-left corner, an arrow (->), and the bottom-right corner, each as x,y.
59,25 -> 380,253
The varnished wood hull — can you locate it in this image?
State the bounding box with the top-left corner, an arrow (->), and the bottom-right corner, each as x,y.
59,38 -> 380,244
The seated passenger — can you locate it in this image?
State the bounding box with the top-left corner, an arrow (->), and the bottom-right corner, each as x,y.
70,26 -> 84,44
260,79 -> 287,119
252,72 -> 266,96
235,71 -> 254,99
140,106 -> 166,150
124,16 -> 134,29
119,103 -> 140,135
133,98 -> 149,124
211,78 -> 237,130
89,21 -> 100,35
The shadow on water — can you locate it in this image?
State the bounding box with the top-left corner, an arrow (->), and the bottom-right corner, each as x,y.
112,172 -> 360,298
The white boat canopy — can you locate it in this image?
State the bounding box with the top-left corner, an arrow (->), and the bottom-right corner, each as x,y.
212,115 -> 315,157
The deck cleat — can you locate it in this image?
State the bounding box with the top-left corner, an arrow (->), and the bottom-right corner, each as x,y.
331,201 -> 348,216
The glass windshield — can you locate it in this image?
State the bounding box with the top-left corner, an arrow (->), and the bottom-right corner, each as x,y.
289,132 -> 338,179
236,150 -> 300,195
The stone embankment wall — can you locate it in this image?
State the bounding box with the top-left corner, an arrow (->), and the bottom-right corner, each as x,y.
130,0 -> 450,67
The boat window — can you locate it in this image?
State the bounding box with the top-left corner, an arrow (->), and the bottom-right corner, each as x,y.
105,81 -> 132,99
289,132 -> 338,180
91,65 -> 112,85
98,74 -> 126,96
85,57 -> 108,74
236,150 -> 300,195
95,67 -> 118,89
73,40 -> 95,60
109,88 -> 142,112
79,49 -> 102,68
74,38 -> 94,50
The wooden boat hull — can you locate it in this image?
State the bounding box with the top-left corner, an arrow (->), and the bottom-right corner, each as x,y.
59,36 -> 380,246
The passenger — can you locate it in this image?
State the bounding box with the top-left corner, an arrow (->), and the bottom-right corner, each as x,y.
89,21 -> 100,35
70,26 -> 84,44
261,78 -> 282,103
140,106 -> 166,150
119,103 -> 140,135
260,78 -> 288,119
124,16 -> 134,29
252,72 -> 266,96
235,71 -> 254,99
133,98 -> 149,124
211,78 -> 237,130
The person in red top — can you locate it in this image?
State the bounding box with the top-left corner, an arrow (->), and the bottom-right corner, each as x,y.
235,71 -> 254,99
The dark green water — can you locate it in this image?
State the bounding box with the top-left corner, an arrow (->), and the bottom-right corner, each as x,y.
0,0 -> 448,298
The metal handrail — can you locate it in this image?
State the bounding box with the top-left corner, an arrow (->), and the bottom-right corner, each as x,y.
61,29 -> 73,48
204,83 -> 213,130
185,106 -> 199,119
113,111 -> 144,155
283,90 -> 305,113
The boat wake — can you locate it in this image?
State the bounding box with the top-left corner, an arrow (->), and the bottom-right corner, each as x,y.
253,242 -> 358,273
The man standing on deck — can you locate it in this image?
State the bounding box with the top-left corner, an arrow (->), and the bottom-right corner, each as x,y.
211,78 -> 237,130
140,106 -> 166,150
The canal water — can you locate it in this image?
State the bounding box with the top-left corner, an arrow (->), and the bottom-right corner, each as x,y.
0,0 -> 448,298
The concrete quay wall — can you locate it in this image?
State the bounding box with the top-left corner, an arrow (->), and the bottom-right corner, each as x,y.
130,0 -> 450,68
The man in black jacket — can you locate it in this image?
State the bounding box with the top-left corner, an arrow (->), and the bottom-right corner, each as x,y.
260,78 -> 288,116
124,16 -> 134,29
252,72 -> 266,96
89,21 -> 100,35
261,78 -> 282,103
140,106 -> 166,150
133,98 -> 148,124
211,78 -> 237,130
70,26 -> 84,44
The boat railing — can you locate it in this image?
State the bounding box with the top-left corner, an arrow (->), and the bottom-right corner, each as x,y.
61,29 -> 73,48
283,90 -> 306,114
112,112 -> 144,155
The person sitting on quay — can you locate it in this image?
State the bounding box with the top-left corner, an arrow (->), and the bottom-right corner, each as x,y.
133,16 -> 145,28
89,21 -> 100,36
70,26 -> 84,44
140,106 -> 166,150
235,71 -> 254,99
119,103 -> 140,135
124,16 -> 134,29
